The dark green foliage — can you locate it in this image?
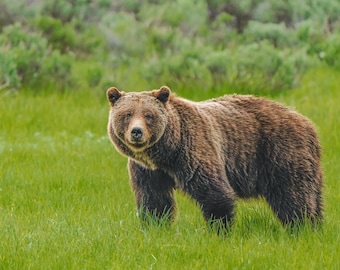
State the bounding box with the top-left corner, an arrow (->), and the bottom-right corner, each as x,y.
0,2 -> 15,30
1,0 -> 340,93
35,16 -> 76,53
42,0 -> 92,23
205,42 -> 310,94
86,66 -> 103,88
0,23 -> 73,91
0,49 -> 20,90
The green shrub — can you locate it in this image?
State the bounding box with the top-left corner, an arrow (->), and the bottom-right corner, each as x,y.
0,49 -> 20,91
1,0 -> 340,94
0,23 -> 73,91
141,48 -> 213,92
0,2 -> 15,30
35,16 -> 106,56
319,34 -> 340,70
35,16 -> 76,53
244,21 -> 299,48
205,42 -> 311,95
100,12 -> 148,60
42,0 -> 91,23
296,20 -> 340,69
73,22 -> 107,56
86,66 -> 103,88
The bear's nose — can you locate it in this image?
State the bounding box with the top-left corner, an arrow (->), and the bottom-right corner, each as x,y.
131,127 -> 143,140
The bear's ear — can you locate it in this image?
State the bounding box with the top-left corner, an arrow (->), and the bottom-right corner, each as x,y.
152,86 -> 171,103
107,87 -> 122,106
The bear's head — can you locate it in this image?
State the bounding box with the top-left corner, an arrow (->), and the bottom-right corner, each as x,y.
107,86 -> 171,152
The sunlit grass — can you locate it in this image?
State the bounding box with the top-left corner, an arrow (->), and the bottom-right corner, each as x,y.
0,68 -> 339,269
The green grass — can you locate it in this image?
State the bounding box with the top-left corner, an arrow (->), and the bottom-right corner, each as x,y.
0,67 -> 339,269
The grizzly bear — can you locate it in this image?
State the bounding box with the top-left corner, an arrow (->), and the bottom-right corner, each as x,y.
106,86 -> 323,229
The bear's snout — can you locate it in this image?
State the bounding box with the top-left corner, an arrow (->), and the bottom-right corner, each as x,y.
131,127 -> 143,141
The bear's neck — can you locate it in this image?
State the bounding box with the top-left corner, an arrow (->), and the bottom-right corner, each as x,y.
149,102 -> 182,163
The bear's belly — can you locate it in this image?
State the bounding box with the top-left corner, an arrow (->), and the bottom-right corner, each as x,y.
227,172 -> 259,198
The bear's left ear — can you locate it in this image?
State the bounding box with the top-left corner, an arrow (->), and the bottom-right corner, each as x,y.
152,86 -> 171,103
107,87 -> 123,106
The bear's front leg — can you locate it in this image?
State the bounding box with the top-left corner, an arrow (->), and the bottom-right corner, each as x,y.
184,169 -> 236,231
128,160 -> 176,224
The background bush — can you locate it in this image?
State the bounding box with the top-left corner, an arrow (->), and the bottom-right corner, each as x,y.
0,0 -> 339,94
0,23 -> 73,91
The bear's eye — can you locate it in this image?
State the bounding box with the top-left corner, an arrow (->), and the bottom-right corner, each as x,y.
125,113 -> 132,120
145,114 -> 153,121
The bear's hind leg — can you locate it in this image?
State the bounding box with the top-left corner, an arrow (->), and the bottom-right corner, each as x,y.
265,192 -> 302,226
264,188 -> 321,227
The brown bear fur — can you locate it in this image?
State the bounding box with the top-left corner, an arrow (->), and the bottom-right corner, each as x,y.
106,86 -> 323,228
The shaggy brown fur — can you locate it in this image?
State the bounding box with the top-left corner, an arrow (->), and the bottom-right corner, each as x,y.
106,86 -> 323,228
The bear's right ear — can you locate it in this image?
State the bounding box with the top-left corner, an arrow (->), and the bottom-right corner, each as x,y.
107,87 -> 122,106
152,86 -> 171,103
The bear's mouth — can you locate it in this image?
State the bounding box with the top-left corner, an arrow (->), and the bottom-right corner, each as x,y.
126,140 -> 148,151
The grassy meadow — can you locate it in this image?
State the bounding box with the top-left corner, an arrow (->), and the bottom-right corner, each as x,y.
0,67 -> 339,269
